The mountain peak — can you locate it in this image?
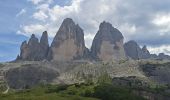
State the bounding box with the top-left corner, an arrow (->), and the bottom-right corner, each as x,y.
91,21 -> 126,61
40,31 -> 49,46
99,21 -> 113,29
28,34 -> 39,46
31,34 -> 36,38
142,45 -> 147,50
61,18 -> 75,28
49,18 -> 88,61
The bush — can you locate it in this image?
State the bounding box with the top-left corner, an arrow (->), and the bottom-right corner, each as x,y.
46,84 -> 69,93
66,86 -> 78,95
83,89 -> 93,97
93,83 -> 145,100
97,73 -> 112,85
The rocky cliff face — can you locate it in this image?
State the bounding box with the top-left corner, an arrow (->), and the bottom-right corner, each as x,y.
124,41 -> 150,60
48,18 -> 89,61
158,53 -> 170,60
39,31 -> 49,59
124,40 -> 143,60
5,64 -> 59,89
19,31 -> 49,61
141,45 -> 151,59
91,21 -> 126,61
17,18 -> 170,62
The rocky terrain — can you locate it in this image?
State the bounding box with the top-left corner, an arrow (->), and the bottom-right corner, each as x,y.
3,18 -> 170,88
1,18 -> 170,100
16,18 -> 170,62
1,59 -> 170,89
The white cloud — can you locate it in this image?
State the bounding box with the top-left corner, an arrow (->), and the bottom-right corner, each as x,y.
18,0 -> 170,55
36,4 -> 49,11
33,11 -> 48,21
21,0 -> 118,35
28,0 -> 43,5
84,33 -> 95,48
28,0 -> 53,5
152,13 -> 170,33
152,14 -> 170,26
16,9 -> 26,17
118,23 -> 137,41
21,24 -> 47,36
148,45 -> 170,55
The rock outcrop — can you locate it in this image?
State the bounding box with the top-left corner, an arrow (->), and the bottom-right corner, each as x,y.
5,64 -> 59,89
141,45 -> 151,59
124,41 -> 150,60
18,31 -> 49,61
91,21 -> 126,61
39,31 -> 49,59
158,53 -> 170,60
48,18 -> 89,61
17,18 -> 170,62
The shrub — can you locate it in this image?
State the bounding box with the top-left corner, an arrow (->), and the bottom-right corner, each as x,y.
93,83 -> 145,100
97,73 -> 112,85
46,84 -> 69,93
83,89 -> 93,97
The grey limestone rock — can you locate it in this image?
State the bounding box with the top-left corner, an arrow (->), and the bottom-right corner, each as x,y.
49,18 -> 89,61
124,40 -> 150,60
19,31 -> 49,61
91,21 -> 126,61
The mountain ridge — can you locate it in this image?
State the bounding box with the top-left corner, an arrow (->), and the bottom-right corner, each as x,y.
16,18 -> 170,62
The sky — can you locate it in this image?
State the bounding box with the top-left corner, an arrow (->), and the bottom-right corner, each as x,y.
1,0 -> 170,62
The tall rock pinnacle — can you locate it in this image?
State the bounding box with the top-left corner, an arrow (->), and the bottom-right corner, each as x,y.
48,18 -> 88,61
40,31 -> 49,47
124,41 -> 151,60
91,21 -> 126,61
124,40 -> 143,60
39,31 -> 49,59
141,45 -> 150,59
18,32 -> 49,61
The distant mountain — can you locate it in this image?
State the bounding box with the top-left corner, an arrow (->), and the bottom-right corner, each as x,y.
18,32 -> 49,61
16,18 -> 170,62
124,40 -> 151,60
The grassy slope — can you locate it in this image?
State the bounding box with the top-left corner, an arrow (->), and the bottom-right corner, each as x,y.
0,85 -> 99,100
0,83 -> 147,100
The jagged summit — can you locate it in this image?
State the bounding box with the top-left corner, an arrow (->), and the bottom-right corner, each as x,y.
40,31 -> 49,46
142,45 -> 149,54
49,18 -> 88,61
16,18 -> 170,62
61,18 -> 75,27
98,21 -> 124,41
99,21 -> 112,29
28,34 -> 39,46
124,41 -> 151,60
39,31 -> 49,59
91,21 -> 126,61
124,40 -> 142,60
17,32 -> 49,61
